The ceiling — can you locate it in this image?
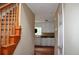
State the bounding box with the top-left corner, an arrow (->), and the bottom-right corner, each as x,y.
27,3 -> 58,22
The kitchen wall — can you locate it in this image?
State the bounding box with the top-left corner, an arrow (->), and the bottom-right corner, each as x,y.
14,3 -> 35,55
64,3 -> 79,55
35,20 -> 55,46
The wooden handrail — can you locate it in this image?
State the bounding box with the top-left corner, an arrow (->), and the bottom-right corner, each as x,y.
0,3 -> 11,11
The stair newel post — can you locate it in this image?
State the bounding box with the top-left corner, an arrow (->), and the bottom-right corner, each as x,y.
16,4 -> 19,28
15,4 -> 20,36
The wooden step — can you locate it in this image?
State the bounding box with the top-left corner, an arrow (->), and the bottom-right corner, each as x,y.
1,43 -> 16,55
34,45 -> 54,55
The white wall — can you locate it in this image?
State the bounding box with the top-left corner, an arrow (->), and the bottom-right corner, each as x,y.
14,4 -> 35,55
54,4 -> 64,55
64,4 -> 79,55
35,22 -> 54,32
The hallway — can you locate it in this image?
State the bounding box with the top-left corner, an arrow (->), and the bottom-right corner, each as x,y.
27,3 -> 63,55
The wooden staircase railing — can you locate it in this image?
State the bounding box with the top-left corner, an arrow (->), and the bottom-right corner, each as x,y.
0,3 -> 21,55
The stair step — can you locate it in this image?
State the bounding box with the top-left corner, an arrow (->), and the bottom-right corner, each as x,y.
2,43 -> 16,48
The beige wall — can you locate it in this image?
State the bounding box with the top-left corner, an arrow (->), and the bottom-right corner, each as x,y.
64,4 -> 79,55
14,3 -> 35,55
53,5 -> 58,55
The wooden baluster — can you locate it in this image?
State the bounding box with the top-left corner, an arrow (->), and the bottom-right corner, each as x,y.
1,17 -> 4,46
8,5 -> 11,45
12,9 -> 14,44
1,16 -> 4,46
13,7 -> 16,43
14,6 -> 16,28
10,9 -> 14,44
0,16 -> 1,54
6,13 -> 9,45
9,11 -> 12,36
13,8 -> 15,35
7,13 -> 10,45
0,16 -> 1,34
9,10 -> 12,44
12,9 -> 14,35
0,16 -> 1,39
4,15 -> 6,45
9,11 -> 11,44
